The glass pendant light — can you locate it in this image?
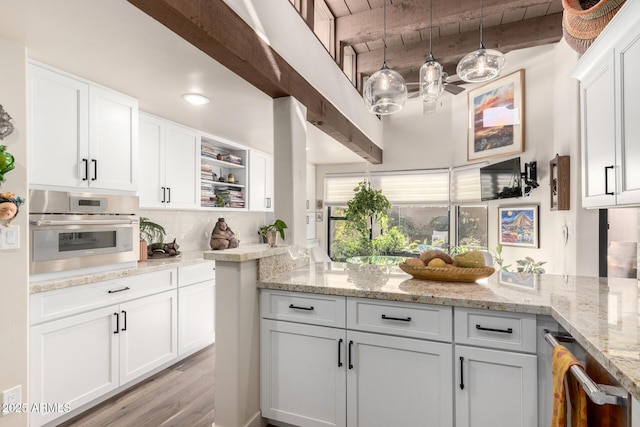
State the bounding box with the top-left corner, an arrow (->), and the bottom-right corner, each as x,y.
419,0 -> 444,115
456,0 -> 506,83
363,0 -> 407,115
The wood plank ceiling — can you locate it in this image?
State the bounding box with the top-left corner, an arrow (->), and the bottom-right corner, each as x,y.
326,0 -> 564,88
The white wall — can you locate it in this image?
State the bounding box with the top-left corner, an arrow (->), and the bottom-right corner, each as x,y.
0,37 -> 29,427
316,41 -> 597,275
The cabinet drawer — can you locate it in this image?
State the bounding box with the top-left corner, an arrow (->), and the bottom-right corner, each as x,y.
347,298 -> 452,342
178,262 -> 215,287
31,269 -> 177,325
260,290 -> 346,328
454,308 -> 537,353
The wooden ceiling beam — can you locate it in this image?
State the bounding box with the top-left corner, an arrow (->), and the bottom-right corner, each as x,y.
127,0 -> 383,164
336,0 -> 557,46
357,12 -> 562,76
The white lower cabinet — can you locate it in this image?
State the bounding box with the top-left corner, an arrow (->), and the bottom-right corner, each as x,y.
30,306 -> 120,427
347,331 -> 453,427
454,345 -> 537,427
260,292 -> 541,427
119,291 -> 178,385
30,289 -> 177,427
260,290 -> 453,427
178,280 -> 215,355
261,319 -> 346,427
29,263 -> 215,427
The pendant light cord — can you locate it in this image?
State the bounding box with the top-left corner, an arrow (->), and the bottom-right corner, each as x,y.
429,0 -> 433,55
383,0 -> 387,65
479,0 -> 484,49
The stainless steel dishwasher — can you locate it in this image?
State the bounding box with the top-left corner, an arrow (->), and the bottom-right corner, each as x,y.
543,329 -> 630,426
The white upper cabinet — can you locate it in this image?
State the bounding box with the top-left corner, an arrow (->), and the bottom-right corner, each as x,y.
249,149 -> 274,212
139,112 -> 199,209
28,62 -> 138,192
572,0 -> 640,208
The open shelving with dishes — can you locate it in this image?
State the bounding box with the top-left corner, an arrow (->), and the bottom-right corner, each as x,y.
200,134 -> 248,209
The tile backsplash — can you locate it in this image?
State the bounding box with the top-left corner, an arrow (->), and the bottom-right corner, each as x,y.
140,209 -> 271,253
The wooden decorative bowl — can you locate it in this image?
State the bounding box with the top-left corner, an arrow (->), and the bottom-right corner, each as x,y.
398,263 -> 495,283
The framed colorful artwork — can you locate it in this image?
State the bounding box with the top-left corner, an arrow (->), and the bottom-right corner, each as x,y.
467,70 -> 525,161
498,205 -> 539,248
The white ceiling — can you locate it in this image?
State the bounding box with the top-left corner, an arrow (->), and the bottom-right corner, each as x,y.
0,0 -> 365,164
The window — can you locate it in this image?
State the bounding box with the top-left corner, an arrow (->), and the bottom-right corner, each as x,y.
314,0 -> 335,58
455,205 -> 488,250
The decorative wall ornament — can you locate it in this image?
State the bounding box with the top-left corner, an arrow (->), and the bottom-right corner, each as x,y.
0,145 -> 15,183
0,191 -> 24,227
0,105 -> 14,140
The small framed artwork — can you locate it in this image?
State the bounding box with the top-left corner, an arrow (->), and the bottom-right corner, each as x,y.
498,205 -> 539,248
467,69 -> 525,161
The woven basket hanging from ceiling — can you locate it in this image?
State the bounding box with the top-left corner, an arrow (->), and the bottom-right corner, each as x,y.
562,0 -> 627,54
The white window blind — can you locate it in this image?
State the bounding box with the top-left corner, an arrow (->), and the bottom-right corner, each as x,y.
324,170 -> 449,205
450,164 -> 483,202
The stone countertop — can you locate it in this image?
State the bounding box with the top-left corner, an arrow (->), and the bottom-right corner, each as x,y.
258,262 -> 640,402
203,244 -> 290,262
29,251 -> 213,294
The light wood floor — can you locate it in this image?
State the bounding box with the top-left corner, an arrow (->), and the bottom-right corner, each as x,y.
59,345 -> 215,427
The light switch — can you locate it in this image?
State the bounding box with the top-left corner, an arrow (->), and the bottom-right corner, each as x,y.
0,225 -> 19,250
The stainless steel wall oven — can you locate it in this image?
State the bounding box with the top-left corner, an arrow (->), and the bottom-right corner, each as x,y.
29,190 -> 139,275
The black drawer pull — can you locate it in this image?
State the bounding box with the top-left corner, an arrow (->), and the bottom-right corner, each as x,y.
348,340 -> 354,369
289,304 -> 314,311
476,324 -> 513,334
338,339 -> 343,367
459,356 -> 465,390
82,158 -> 89,181
121,310 -> 127,331
381,314 -> 411,322
108,286 -> 130,294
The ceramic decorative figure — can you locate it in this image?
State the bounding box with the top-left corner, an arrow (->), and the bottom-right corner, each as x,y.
210,217 -> 239,250
0,191 -> 24,226
0,105 -> 14,140
0,145 -> 15,183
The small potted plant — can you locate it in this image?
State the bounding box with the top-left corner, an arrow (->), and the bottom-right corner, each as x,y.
139,217 -> 166,261
259,219 -> 288,247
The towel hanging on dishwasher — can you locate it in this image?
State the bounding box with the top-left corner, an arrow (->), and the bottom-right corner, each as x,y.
551,344 -> 588,427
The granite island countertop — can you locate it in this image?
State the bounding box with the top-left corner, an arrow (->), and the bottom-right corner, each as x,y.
258,262 -> 640,402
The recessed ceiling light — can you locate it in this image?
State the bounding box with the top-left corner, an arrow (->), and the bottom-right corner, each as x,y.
182,93 -> 210,105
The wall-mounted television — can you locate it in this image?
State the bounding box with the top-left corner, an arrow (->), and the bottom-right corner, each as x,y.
480,157 -> 522,201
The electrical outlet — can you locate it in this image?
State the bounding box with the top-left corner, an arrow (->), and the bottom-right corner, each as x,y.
1,385 -> 21,416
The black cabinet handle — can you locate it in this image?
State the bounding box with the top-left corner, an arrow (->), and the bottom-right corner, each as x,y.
348,340 -> 354,369
459,356 -> 465,390
82,158 -> 89,181
91,159 -> 97,181
605,165 -> 614,195
161,187 -> 166,203
288,304 -> 314,311
108,286 -> 130,294
167,187 -> 171,203
338,339 -> 343,367
121,310 -> 127,331
381,314 -> 412,322
475,324 -> 513,334
114,312 -> 119,334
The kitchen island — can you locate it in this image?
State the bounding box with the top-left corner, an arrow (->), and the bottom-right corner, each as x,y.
258,262 -> 640,410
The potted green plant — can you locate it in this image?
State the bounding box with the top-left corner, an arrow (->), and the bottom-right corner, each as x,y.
139,217 -> 166,261
259,219 -> 288,247
344,181 -> 391,256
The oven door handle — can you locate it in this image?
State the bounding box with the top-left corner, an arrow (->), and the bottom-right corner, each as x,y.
31,219 -> 138,226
